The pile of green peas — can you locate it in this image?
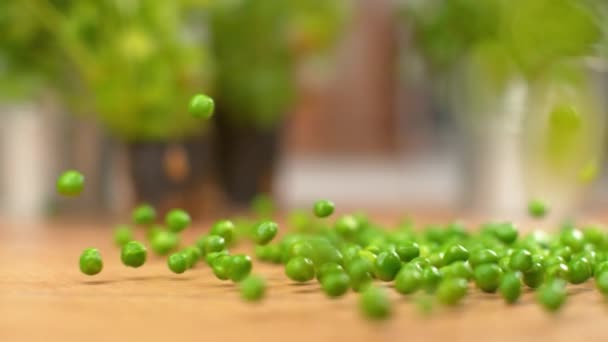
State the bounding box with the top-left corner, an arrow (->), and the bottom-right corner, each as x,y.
76,195 -> 608,320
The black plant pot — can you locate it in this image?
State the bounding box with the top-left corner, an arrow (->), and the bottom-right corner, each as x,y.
127,136 -> 212,216
213,112 -> 282,206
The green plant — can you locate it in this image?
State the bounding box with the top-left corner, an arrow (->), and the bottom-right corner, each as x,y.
27,0 -> 214,141
208,0 -> 347,129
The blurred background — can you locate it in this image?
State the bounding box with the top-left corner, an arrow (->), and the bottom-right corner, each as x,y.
1,0 -> 607,223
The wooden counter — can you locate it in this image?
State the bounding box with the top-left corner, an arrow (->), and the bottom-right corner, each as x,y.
0,222 -> 606,342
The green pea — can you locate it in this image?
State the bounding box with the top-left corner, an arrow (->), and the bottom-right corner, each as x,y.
523,262 -> 544,288
568,257 -> 592,284
469,248 -> 499,268
395,266 -> 422,295
374,250 -> 402,281
553,246 -> 573,261
285,256 -> 315,283
546,263 -> 569,280
240,275 -> 266,302
583,225 -> 606,246
594,261 -> 608,277
359,286 -> 392,320
441,261 -> 473,280
474,263 -> 503,293
509,249 -> 533,272
443,243 -> 469,265
422,266 -> 442,293
493,222 -> 519,244
206,250 -> 229,266
113,225 -> 133,247
121,241 -> 147,268
528,199 -> 549,218
560,228 -> 585,252
212,255 -> 232,280
56,170 -> 85,196
499,272 -> 522,304
150,230 -> 180,256
395,241 -> 420,262
211,220 -> 236,244
254,221 -> 279,245
321,272 -> 350,298
595,271 -> 608,295
313,199 -> 335,218
316,262 -> 345,283
181,247 -> 201,269
79,248 -> 103,276
335,215 -> 359,239
132,204 -> 156,225
228,254 -> 253,282
437,277 -> 468,306
428,252 -> 446,268
189,93 -> 214,119
167,253 -> 187,274
348,258 -> 373,291
537,278 -> 567,312
165,209 -> 191,233
203,235 -> 226,254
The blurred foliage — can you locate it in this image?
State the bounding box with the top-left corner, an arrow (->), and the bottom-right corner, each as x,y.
401,0 -> 603,81
209,0 -> 348,130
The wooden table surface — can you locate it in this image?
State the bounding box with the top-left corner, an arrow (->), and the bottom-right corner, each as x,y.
1,221 -> 608,342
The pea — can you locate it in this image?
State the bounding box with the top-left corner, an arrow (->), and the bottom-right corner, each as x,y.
441,261 -> 473,280
469,248 -> 499,268
359,286 -> 392,320
313,199 -> 335,218
212,255 -> 232,281
395,266 -> 422,295
595,272 -> 608,295
181,247 -> 201,269
285,256 -> 315,283
509,249 -> 533,272
189,93 -> 214,119
321,272 -> 350,298
56,170 -> 85,196
528,199 -> 549,218
522,262 -> 544,288
395,241 -> 420,262
560,228 -> 585,252
583,225 -> 606,246
316,262 -> 345,283
211,220 -> 236,244
79,248 -> 103,276
335,215 -> 359,239
132,204 -> 156,225
374,250 -> 402,281
494,222 -> 518,244
443,243 -> 469,265
240,275 -> 266,302
546,263 -> 569,280
474,263 -> 503,293
121,241 -> 147,268
594,261 -> 608,277
150,230 -> 180,256
167,253 -> 187,274
165,209 -> 191,233
499,272 -> 522,304
254,221 -> 279,245
203,235 -> 226,254
229,254 -> 253,282
206,250 -> 229,266
537,278 -> 567,312
422,266 -> 442,293
428,252 -> 446,268
568,257 -> 592,284
113,225 -> 133,247
347,258 -> 373,291
553,246 -> 573,261
437,277 -> 468,306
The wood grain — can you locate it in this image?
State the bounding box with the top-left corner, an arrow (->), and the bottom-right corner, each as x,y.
1,222 -> 607,342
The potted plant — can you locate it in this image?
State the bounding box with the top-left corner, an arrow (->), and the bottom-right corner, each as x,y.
29,0 -> 214,215
400,0 -> 606,220
208,0 -> 348,207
